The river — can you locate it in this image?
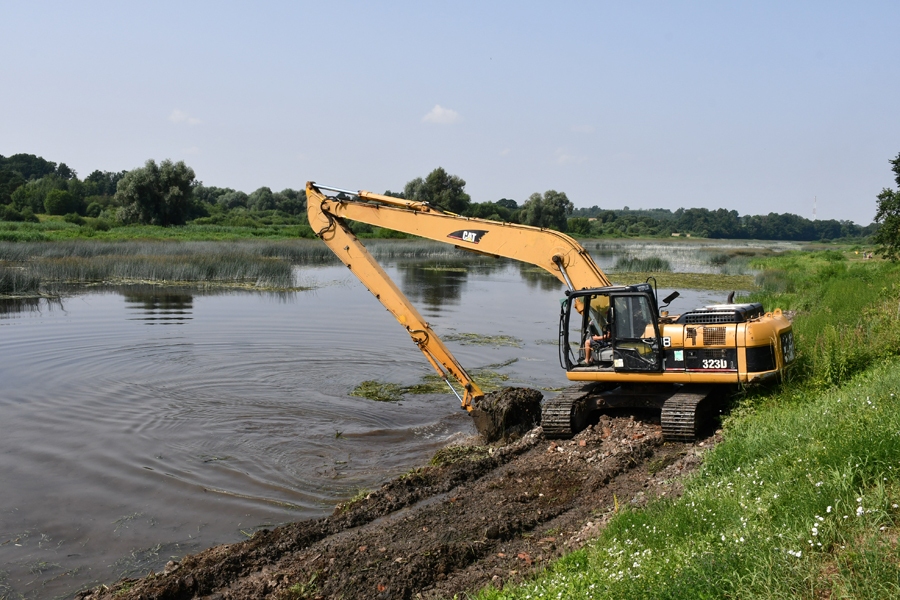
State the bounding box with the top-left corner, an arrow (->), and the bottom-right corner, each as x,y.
0,244 -> 763,598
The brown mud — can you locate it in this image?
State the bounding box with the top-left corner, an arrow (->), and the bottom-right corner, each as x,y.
81,390 -> 718,600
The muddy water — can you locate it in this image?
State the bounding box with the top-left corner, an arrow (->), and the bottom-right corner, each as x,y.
0,258 -> 728,598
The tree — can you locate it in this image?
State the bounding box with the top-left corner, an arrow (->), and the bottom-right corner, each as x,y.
114,159 -> 196,226
217,190 -> 248,210
247,186 -> 276,211
873,151 -> 900,260
519,190 -> 574,231
44,189 -> 82,215
403,167 -> 470,213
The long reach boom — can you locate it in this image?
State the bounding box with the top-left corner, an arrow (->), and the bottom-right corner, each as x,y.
306,182 -> 611,410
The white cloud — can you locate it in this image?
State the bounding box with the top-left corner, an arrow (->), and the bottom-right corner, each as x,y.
499,148 -> 510,156
422,104 -> 461,125
169,109 -> 201,126
555,148 -> 587,165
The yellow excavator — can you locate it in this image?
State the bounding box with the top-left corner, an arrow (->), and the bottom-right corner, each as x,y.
306,182 -> 795,441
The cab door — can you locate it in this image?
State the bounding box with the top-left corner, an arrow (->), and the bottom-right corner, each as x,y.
610,293 -> 662,372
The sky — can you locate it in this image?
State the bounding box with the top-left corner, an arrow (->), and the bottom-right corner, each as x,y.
1,1 -> 898,224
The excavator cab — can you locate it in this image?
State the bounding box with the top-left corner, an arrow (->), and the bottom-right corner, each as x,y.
560,285 -> 663,374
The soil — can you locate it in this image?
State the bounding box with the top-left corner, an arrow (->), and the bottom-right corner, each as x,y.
80,389 -> 720,600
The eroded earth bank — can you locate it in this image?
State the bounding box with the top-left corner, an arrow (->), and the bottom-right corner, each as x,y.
81,389 -> 718,600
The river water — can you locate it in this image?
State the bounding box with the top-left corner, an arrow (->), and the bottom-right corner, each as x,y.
0,252 -> 738,599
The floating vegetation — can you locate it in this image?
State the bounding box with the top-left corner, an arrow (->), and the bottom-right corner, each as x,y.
429,445 -> 490,467
400,375 -> 449,395
357,359 -> 516,402
443,332 -> 522,347
350,380 -> 405,402
420,266 -> 468,273
612,255 -> 672,272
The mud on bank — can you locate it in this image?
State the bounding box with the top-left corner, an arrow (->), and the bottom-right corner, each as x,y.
82,411 -> 717,600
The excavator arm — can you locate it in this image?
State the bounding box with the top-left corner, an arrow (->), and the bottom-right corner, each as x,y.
306,182 -> 612,411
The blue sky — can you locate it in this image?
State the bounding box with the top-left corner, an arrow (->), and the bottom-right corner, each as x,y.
2,1 -> 898,224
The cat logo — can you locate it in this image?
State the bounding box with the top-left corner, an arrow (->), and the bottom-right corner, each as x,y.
447,229 -> 487,244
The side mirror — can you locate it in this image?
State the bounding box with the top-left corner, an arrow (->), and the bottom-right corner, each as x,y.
661,291 -> 680,307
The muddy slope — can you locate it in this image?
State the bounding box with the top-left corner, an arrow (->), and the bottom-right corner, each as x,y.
81,413 -> 714,600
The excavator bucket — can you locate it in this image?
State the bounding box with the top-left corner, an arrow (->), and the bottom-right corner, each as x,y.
470,387 -> 543,443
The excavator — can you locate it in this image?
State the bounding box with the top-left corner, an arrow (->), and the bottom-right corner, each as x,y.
306,182 -> 796,441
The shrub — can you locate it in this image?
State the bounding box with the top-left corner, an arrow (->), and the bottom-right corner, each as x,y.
64,213 -> 86,225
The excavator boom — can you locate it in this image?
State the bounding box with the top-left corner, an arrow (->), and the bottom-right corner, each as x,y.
306,182 -> 611,410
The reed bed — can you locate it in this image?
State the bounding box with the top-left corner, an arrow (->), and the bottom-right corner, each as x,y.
611,255 -> 672,272
0,266 -> 41,295
0,239 -> 478,294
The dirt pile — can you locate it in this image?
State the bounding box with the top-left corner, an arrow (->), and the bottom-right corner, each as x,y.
469,387 -> 543,443
81,409 -> 717,600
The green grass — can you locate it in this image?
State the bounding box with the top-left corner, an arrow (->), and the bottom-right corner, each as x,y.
476,252 -> 900,599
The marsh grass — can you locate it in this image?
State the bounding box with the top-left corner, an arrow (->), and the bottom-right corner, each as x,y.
0,239 -> 481,295
0,266 -> 41,295
611,255 -> 671,272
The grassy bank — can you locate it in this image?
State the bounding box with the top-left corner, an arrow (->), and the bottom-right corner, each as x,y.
478,252 -> 900,599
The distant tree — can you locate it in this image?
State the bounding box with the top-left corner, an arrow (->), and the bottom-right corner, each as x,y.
44,189 -> 83,215
275,188 -> 306,215
192,185 -> 235,206
403,167 -> 470,213
495,198 -> 518,210
464,200 -> 517,222
567,217 -> 593,237
10,175 -> 68,213
114,159 -> 196,226
0,169 -> 25,205
0,153 -> 58,180
217,190 -> 249,210
519,190 -> 574,231
85,170 -> 127,197
873,151 -> 900,260
56,163 -> 76,180
247,186 -> 276,211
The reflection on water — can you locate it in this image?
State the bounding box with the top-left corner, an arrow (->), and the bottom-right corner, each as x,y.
517,263 -> 565,292
0,296 -> 63,317
124,292 -> 194,324
396,258 -> 510,307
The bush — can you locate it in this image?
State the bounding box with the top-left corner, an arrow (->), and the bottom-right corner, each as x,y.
85,202 -> 103,218
63,213 -> 86,225
44,189 -> 84,215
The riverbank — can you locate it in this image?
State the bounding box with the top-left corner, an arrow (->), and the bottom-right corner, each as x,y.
80,408 -> 719,600
75,251 -> 900,599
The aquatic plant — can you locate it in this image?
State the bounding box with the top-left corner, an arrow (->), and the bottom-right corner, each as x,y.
612,255 -> 672,272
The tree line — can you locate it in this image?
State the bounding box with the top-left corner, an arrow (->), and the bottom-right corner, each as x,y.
0,152 -> 881,244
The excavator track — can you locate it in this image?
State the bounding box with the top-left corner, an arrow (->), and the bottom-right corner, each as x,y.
660,387 -> 710,442
542,383 -> 712,442
541,383 -> 599,439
